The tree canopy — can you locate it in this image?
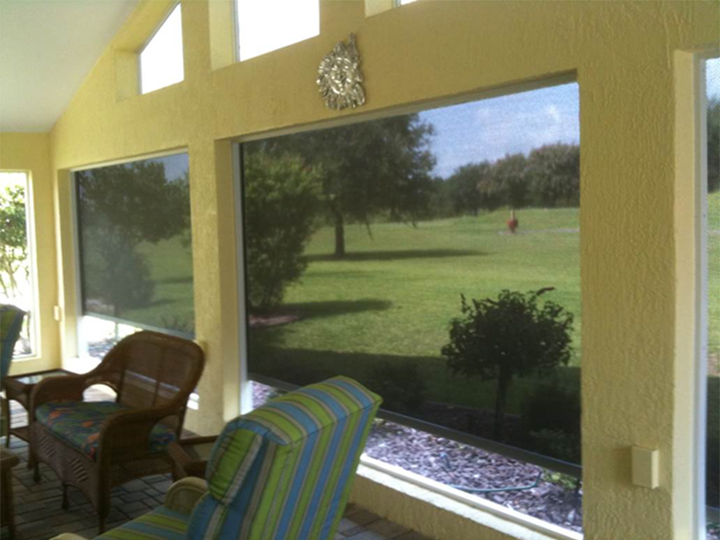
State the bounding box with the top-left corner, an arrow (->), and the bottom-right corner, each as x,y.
255,114 -> 436,257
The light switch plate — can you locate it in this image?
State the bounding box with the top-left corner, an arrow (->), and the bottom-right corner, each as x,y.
632,446 -> 659,489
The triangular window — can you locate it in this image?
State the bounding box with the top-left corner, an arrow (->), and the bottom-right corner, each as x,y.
139,4 -> 184,94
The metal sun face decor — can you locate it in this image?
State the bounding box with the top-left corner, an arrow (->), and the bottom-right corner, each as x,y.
317,33 -> 366,111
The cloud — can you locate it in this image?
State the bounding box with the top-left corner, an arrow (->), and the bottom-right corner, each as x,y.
423,84 -> 580,178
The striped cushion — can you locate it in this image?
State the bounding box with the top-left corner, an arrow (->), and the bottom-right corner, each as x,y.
187,376 -> 381,540
97,506 -> 189,540
1,304 -> 25,379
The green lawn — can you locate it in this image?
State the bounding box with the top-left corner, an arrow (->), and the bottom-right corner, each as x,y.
251,207 -> 582,414
125,235 -> 195,334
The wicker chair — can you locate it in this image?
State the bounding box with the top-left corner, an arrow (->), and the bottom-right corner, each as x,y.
54,376 -> 382,540
1,304 -> 26,441
29,331 -> 204,533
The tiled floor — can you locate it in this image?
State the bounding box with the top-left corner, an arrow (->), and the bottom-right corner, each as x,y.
1,402 -> 430,540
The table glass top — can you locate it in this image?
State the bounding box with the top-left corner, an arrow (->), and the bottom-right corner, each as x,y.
13,369 -> 71,385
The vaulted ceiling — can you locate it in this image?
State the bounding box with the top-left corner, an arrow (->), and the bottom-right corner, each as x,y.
0,0 -> 138,132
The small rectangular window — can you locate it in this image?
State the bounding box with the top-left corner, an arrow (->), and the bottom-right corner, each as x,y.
235,0 -> 319,61
75,153 -> 194,362
0,171 -> 38,358
139,4 -> 184,94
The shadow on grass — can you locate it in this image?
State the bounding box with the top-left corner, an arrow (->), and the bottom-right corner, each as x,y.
304,248 -> 485,263
259,299 -> 393,321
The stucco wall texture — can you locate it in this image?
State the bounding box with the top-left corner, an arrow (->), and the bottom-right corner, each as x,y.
2,1 -> 718,538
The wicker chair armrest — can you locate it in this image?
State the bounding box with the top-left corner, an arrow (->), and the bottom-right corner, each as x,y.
164,476 -> 208,515
30,375 -> 87,416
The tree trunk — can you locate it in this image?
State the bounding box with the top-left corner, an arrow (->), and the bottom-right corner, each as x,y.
334,209 -> 345,258
494,373 -> 511,440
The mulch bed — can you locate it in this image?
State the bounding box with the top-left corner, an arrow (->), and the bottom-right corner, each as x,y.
252,382 -> 583,533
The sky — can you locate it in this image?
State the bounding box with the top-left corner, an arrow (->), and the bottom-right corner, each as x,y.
419,83 -> 580,179
420,58 -> 720,180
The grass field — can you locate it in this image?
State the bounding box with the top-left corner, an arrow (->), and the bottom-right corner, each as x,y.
251,206 -> 582,414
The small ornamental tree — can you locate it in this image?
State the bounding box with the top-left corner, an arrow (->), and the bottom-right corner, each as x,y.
441,288 -> 574,439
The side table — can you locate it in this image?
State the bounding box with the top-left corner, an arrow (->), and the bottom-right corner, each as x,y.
1,447 -> 20,539
168,436 -> 218,479
2,368 -> 73,447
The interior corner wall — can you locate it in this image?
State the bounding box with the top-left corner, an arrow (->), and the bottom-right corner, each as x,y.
42,0 -> 720,538
0,132 -> 60,375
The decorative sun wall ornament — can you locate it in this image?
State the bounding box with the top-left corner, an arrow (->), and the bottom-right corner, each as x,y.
317,34 -> 366,111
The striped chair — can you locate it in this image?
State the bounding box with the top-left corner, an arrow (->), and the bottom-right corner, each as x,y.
1,304 -> 26,440
92,376 -> 382,540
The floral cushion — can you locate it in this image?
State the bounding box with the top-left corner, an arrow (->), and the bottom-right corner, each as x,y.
35,401 -> 176,460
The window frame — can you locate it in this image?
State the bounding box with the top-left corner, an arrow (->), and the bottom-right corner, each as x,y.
138,2 -> 184,95
0,170 -> 41,361
232,73 -> 584,539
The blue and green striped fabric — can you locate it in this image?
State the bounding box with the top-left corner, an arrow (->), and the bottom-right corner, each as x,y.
187,376 -> 382,540
97,506 -> 189,540
1,304 -> 25,380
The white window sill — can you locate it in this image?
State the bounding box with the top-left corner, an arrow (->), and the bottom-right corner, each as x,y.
356,455 -> 583,540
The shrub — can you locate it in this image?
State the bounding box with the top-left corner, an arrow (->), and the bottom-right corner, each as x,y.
522,382 -> 580,437
243,151 -> 323,310
366,361 -> 428,414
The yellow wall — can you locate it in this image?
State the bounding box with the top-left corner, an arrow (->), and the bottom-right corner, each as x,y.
0,133 -> 60,376
4,0 -> 718,538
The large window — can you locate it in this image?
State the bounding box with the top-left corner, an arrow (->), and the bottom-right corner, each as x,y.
705,56 -> 719,539
241,81 -> 582,531
75,153 -> 194,360
139,4 -> 184,94
235,0 -> 319,61
0,171 -> 38,357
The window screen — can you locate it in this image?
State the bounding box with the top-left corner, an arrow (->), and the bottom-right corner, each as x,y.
241,82 -> 581,461
705,56 -> 720,537
76,153 -> 194,338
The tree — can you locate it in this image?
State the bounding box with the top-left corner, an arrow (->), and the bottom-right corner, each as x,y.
259,115 -> 436,257
441,288 -> 574,439
526,143 -> 580,207
446,162 -> 497,215
0,185 -> 28,297
77,161 -> 190,317
477,153 -> 529,211
243,151 -> 323,309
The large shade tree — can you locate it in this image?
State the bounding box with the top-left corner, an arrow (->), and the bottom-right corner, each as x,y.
445,161 -> 498,215
261,115 -> 436,257
77,161 -> 190,318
